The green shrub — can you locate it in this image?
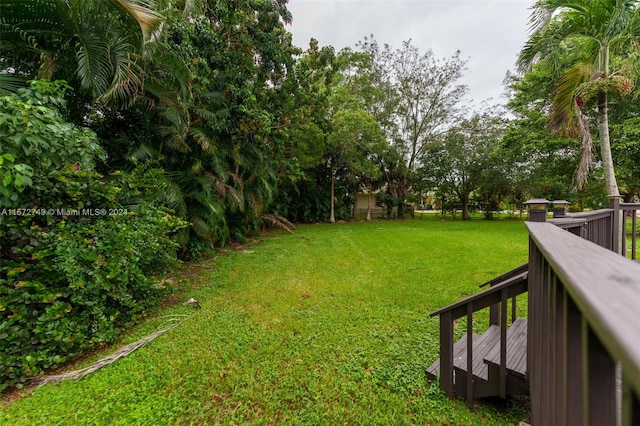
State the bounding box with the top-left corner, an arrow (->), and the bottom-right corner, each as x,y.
0,81 -> 187,391
0,80 -> 104,208
0,168 -> 186,391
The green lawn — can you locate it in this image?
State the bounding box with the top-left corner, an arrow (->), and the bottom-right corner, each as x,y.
1,217 -> 530,425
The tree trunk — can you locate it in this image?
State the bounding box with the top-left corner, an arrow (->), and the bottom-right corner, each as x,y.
597,91 -> 620,197
329,160 -> 335,223
397,178 -> 407,219
366,185 -> 372,221
352,183 -> 358,220
461,193 -> 470,220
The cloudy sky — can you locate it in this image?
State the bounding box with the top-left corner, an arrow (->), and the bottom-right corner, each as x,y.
285,0 -> 537,108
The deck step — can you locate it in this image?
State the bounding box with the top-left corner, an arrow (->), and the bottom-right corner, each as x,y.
484,318 -> 528,378
453,324 -> 501,381
426,332 -> 483,380
426,319 -> 528,398
427,325 -> 501,381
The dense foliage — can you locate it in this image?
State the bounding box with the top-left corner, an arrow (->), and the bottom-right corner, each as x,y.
0,0 -> 638,392
0,80 -> 186,390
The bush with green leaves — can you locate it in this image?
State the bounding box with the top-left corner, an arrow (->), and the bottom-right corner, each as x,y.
0,82 -> 187,391
0,80 -> 104,208
0,167 -> 187,391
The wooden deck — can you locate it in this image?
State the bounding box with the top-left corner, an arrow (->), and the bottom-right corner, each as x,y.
427,198 -> 640,425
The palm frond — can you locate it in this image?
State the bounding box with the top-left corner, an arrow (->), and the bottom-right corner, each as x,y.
156,107 -> 191,153
193,105 -> 219,122
549,62 -> 593,135
141,41 -> 190,100
99,35 -> 144,104
0,73 -> 27,94
630,5 -> 640,38
0,0 -> 68,38
160,180 -> 187,215
572,98 -> 594,191
519,1 -> 602,73
129,143 -> 160,163
180,0 -> 205,18
157,126 -> 191,153
605,0 -> 635,41
190,127 -> 216,153
189,215 -> 212,239
75,33 -> 113,96
107,0 -> 164,42
204,172 -> 245,211
260,213 -> 296,233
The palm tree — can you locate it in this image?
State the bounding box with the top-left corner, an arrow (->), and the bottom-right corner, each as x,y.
518,0 -> 640,196
0,0 -> 162,102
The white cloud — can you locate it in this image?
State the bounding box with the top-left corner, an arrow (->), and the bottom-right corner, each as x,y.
286,0 -> 536,108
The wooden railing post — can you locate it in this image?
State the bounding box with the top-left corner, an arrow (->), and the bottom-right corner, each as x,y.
586,326 -> 617,425
621,376 -> 640,425
500,288 -> 507,399
566,298 -> 584,425
439,311 -> 454,398
525,198 -> 549,223
610,196 -> 621,254
466,304 -> 474,403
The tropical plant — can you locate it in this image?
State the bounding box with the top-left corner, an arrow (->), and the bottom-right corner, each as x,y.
148,0 -> 296,250
502,65 -> 582,204
517,0 -> 640,196
0,80 -> 104,207
0,81 -> 187,390
0,0 -> 163,102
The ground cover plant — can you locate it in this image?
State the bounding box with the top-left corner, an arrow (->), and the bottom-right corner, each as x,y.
1,217 -> 530,425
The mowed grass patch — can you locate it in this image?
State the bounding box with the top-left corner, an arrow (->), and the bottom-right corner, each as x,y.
1,218 -> 529,425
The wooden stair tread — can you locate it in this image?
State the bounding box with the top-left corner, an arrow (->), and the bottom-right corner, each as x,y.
427,325 -> 501,381
428,320 -> 529,383
453,324 -> 501,381
483,318 -> 528,378
426,332 -> 482,379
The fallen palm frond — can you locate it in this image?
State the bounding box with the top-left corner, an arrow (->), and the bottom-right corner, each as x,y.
32,319 -> 183,387
261,214 -> 296,233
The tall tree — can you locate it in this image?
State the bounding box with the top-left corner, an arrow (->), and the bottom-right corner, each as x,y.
269,39 -> 338,223
502,64 -> 583,204
327,108 -> 386,221
419,111 -> 504,220
518,0 -> 640,197
153,0 -> 296,248
356,38 -> 468,217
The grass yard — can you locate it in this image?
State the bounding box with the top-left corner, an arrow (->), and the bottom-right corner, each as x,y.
1,217 -> 530,425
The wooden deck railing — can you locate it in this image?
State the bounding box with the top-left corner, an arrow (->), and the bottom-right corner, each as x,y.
429,198 -> 639,409
618,200 -> 639,260
550,208 -> 615,250
480,263 -> 528,326
430,272 -> 528,402
526,222 -> 640,425
550,198 -> 638,259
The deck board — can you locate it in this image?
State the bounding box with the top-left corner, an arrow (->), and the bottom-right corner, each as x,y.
427,325 -> 502,381
484,318 -> 528,378
427,332 -> 482,379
